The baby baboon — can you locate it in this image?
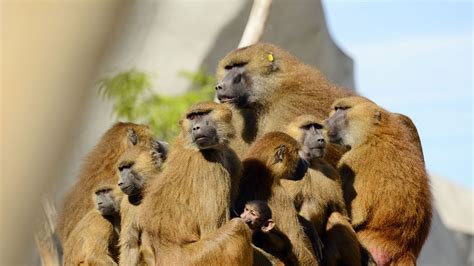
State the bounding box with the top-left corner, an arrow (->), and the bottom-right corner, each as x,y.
63,184 -> 122,265
241,200 -> 297,265
215,43 -> 354,165
117,141 -> 168,266
238,131 -> 319,265
139,102 -> 253,265
57,122 -> 157,244
325,96 -> 432,265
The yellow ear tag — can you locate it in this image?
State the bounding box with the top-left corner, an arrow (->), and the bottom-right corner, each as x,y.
267,53 -> 274,62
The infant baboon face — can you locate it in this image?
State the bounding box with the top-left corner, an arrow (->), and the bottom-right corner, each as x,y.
240,201 -> 274,233
95,188 -> 120,216
117,140 -> 168,196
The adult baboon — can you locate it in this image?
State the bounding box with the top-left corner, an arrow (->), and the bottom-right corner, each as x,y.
139,102 -> 253,265
63,184 -> 122,265
57,123 -> 157,244
325,96 -> 432,265
215,43 -> 354,166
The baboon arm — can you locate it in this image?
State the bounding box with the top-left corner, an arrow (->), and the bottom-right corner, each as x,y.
183,218 -> 253,265
119,222 -> 140,266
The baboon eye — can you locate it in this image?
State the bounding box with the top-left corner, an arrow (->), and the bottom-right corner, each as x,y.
302,123 -> 323,130
335,106 -> 349,111
186,111 -> 210,120
224,62 -> 247,70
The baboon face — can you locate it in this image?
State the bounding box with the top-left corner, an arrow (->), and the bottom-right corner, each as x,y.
240,201 -> 274,232
215,64 -> 252,107
216,44 -> 285,108
180,102 -> 235,150
117,140 -> 168,196
325,107 -> 348,146
325,97 -> 382,149
187,111 -> 219,149
95,188 -> 120,216
299,123 -> 326,161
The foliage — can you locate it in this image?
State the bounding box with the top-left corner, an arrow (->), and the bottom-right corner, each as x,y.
98,68 -> 216,141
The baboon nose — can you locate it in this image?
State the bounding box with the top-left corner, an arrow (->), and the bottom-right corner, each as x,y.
118,182 -> 123,186
193,126 -> 200,131
318,138 -> 325,144
215,83 -> 224,91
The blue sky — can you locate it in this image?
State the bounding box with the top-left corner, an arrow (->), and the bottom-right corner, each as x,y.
323,1 -> 472,187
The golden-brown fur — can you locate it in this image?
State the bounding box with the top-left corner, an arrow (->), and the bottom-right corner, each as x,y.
282,115 -> 367,265
237,132 -> 318,265
139,102 -> 253,265
117,145 -> 165,266
326,96 -> 432,265
57,123 -> 156,244
63,185 -> 122,266
282,115 -> 346,235
216,43 -> 354,165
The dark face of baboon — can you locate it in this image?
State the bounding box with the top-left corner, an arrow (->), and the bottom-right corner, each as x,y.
118,140 -> 168,196
298,123 -> 326,162
95,188 -> 120,216
325,107 -> 348,146
240,200 -> 274,233
179,102 -> 235,151
215,44 -> 291,109
187,112 -> 220,149
215,64 -> 252,107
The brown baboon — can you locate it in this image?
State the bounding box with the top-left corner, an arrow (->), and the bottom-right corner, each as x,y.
116,141 -> 168,266
282,115 -> 367,265
215,42 -> 354,166
237,131 -> 319,265
325,96 -> 432,265
57,122 -> 157,244
139,102 -> 253,265
282,115 -> 346,235
240,200 -> 295,265
63,184 -> 122,265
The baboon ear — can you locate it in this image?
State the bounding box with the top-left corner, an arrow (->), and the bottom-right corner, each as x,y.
261,219 -> 275,233
153,140 -> 169,160
374,111 -> 382,125
128,128 -> 138,145
273,144 -> 286,164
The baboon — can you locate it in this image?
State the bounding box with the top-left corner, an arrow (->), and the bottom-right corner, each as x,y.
325,96 -> 432,265
282,115 -> 366,265
139,102 -> 253,265
237,131 -> 320,265
117,141 -> 168,265
57,122 -> 157,244
282,115 -> 346,234
240,200 -> 296,265
215,42 -> 354,166
63,184 -> 122,265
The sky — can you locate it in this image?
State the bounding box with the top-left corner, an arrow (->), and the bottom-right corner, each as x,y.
323,1 -> 472,188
